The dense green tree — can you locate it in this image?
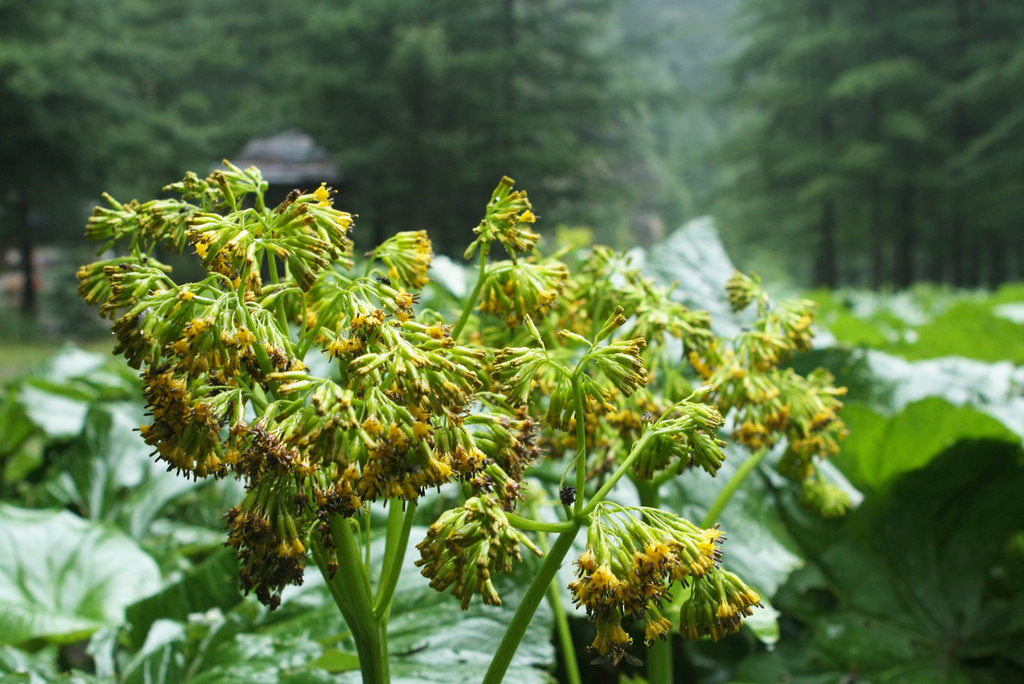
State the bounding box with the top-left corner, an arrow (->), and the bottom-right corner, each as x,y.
717,0 -> 1024,288
281,0 -> 631,254
0,0 -> 268,314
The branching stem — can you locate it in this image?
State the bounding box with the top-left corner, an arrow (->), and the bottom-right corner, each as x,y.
701,445 -> 770,528
452,245 -> 490,341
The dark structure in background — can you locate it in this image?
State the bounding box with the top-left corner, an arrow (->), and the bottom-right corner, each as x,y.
228,130 -> 343,208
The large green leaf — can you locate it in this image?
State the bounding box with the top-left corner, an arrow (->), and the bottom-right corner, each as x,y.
11,347 -> 137,441
16,381 -> 94,441
791,347 -> 1024,439
736,439 -> 1024,683
834,398 -> 1019,490
124,549 -> 243,650
41,402 -> 197,537
0,645 -> 59,679
642,217 -> 744,337
0,505 -> 161,645
0,387 -> 44,498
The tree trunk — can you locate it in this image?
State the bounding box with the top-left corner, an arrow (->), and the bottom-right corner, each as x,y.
895,183 -> 915,289
865,1 -> 886,289
814,198 -> 838,288
812,0 -> 837,288
869,193 -> 885,289
986,230 -> 1005,289
866,93 -> 885,289
16,193 -> 36,316
949,0 -> 970,286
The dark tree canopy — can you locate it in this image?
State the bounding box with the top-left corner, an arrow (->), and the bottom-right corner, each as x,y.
715,0 -> 1024,288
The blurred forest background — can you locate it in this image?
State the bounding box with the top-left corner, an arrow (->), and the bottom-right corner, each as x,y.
2,0 -> 1023,335
3,3 -> 1024,682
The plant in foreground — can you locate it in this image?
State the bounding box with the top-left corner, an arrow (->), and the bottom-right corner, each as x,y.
78,163 -> 848,682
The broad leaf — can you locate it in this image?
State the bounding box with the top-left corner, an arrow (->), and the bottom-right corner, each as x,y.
834,398 -> 1019,490
792,347 -> 1024,439
736,439 -> 1024,683
642,216 -> 744,337
124,549 -> 243,650
0,505 -> 161,645
41,403 -> 197,537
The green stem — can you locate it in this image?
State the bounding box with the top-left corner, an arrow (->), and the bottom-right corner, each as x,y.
531,504 -> 581,684
571,371 -> 588,516
374,501 -> 417,622
483,521 -> 582,684
266,251 -> 290,332
330,515 -> 375,620
647,638 -> 673,683
363,247 -> 378,278
452,245 -> 489,341
636,480 -> 673,681
312,521 -> 390,684
582,431 -> 653,517
651,461 -> 685,488
364,504 -> 372,569
505,513 -> 576,534
701,445 -> 770,528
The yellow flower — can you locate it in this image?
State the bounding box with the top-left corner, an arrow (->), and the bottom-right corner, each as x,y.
314,183 -> 331,207
591,615 -> 633,663
644,612 -> 672,644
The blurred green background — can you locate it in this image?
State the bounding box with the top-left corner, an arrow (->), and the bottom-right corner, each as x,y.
5,0 -> 1023,344
2,1 -> 1023,682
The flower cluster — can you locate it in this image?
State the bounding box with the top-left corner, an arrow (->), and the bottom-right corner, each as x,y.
688,272 -> 850,510
464,176 -> 540,260
568,505 -> 748,664
632,399 -> 728,479
78,162 -> 497,608
585,335 -> 649,397
416,495 -> 542,609
478,259 -> 570,327
680,566 -> 763,641
465,397 -> 543,506
373,230 -> 433,290
224,470 -> 309,609
570,247 -> 716,352
188,177 -> 354,294
799,472 -> 852,518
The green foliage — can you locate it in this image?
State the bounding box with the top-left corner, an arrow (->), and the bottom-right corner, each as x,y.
888,301 -> 1024,363
0,505 -> 161,645
2,167 -> 1022,683
808,286 -> 1024,364
736,440 -> 1024,682
835,398 -> 1018,491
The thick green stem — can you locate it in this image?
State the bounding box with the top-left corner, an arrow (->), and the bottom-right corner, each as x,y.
483,521 -> 582,684
701,445 -> 770,528
311,520 -> 390,684
636,480 -> 673,681
452,245 -> 489,341
647,639 -> 673,683
505,513 -> 576,534
374,501 -> 417,622
534,519 -> 581,684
